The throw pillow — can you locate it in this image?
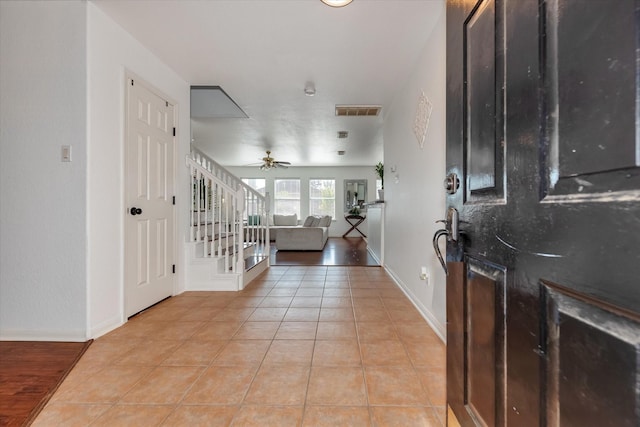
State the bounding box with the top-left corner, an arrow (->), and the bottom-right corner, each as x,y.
273,213 -> 298,226
318,215 -> 332,227
303,216 -> 315,227
311,216 -> 322,227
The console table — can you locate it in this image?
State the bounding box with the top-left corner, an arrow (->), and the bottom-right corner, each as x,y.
343,214 -> 366,238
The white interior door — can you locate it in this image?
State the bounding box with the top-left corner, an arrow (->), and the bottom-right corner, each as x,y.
125,78 -> 175,317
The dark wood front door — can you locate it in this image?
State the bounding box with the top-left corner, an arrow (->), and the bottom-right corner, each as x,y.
445,0 -> 640,425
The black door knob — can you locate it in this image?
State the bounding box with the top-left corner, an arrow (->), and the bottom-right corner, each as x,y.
130,207 -> 142,216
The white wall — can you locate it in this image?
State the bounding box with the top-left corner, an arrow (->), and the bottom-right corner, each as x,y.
382,2 -> 447,340
0,2 -> 191,341
226,165 -> 379,237
0,1 -> 88,340
87,3 -> 191,338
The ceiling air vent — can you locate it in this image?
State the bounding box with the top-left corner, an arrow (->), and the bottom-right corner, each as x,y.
335,105 -> 382,117
337,131 -> 349,139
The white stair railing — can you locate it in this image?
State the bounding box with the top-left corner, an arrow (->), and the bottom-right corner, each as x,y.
187,148 -> 270,277
187,159 -> 244,273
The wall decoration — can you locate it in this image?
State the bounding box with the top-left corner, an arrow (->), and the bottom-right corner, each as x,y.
413,90 -> 433,149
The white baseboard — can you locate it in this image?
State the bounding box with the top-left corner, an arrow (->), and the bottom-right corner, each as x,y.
367,246 -> 382,265
384,266 -> 446,343
89,314 -> 124,340
0,329 -> 88,342
243,259 -> 269,289
186,274 -> 241,291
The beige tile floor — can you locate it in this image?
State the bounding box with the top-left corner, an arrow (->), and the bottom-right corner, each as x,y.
34,266 -> 446,426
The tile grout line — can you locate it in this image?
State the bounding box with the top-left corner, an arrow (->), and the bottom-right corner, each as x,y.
348,270 -> 375,425
298,272 -> 324,427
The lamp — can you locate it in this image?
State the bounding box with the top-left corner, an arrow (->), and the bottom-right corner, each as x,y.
320,0 -> 353,7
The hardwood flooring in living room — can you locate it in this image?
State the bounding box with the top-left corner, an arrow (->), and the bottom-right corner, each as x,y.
271,237 -> 378,267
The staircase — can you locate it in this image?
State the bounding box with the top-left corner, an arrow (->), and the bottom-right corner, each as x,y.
185,147 -> 270,291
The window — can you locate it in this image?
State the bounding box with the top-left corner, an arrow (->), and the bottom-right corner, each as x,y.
309,179 -> 335,218
274,179 -> 300,216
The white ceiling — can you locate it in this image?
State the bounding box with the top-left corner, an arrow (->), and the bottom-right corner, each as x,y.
92,0 -> 442,167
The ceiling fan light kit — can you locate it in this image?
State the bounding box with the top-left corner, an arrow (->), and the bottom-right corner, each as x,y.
259,150 -> 291,171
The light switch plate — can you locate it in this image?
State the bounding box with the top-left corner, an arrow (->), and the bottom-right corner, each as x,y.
61,145 -> 72,162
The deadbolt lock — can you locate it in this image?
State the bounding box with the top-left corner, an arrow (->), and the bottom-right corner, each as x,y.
444,173 -> 460,195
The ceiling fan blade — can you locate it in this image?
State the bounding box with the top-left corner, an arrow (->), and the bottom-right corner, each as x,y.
275,161 -> 291,165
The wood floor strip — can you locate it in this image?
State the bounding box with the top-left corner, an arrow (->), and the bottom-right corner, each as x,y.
0,340 -> 91,426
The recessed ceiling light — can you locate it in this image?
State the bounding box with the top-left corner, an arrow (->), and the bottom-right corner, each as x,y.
321,0 -> 353,7
337,131 -> 349,139
304,84 -> 316,96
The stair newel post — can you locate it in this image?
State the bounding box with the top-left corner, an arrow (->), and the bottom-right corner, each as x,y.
203,176 -> 209,258
265,191 -> 271,257
207,181 -> 212,258
189,164 -> 196,242
248,192 -> 255,246
224,190 -> 235,267
257,200 -> 267,247
236,186 -> 245,277
253,192 -> 259,246
217,183 -> 223,259
259,197 -> 266,253
223,187 -> 230,273
196,170 -> 202,243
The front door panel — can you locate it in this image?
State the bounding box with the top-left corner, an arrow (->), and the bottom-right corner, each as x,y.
446,0 -> 640,425
465,0 -> 504,201
465,258 -> 506,427
542,282 -> 640,427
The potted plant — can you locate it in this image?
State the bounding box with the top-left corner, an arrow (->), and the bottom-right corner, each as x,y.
375,162 -> 384,200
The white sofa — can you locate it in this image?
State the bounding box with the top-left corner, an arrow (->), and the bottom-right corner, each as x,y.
269,213 -> 300,241
274,214 -> 331,251
244,213 -> 297,242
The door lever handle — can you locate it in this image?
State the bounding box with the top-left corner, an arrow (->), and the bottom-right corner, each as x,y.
433,229 -> 449,275
437,207 -> 459,242
432,207 -> 460,275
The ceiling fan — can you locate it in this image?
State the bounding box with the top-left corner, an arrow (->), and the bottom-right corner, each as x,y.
259,150 -> 291,170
